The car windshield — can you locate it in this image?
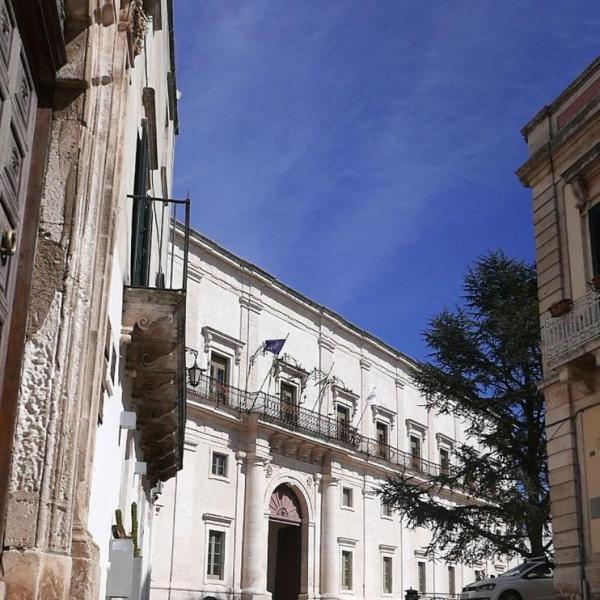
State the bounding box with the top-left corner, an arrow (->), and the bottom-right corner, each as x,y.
499,562 -> 533,577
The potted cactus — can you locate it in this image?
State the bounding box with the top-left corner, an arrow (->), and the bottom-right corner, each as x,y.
112,502 -> 141,558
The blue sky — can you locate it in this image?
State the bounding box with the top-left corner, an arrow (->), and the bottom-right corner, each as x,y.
173,1 -> 598,361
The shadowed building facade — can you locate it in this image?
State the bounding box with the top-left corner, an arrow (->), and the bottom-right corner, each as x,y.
0,1 -> 186,598
518,55 -> 600,600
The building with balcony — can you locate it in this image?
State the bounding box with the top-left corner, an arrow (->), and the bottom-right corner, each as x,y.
0,1 -> 187,599
517,55 -> 600,600
149,230 -> 508,600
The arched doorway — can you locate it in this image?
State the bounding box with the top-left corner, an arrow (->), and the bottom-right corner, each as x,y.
267,484 -> 303,600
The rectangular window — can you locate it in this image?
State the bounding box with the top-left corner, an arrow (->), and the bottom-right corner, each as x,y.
211,452 -> 228,477
280,382 -> 298,424
210,352 -> 229,384
376,421 -> 389,458
474,569 -> 484,581
207,530 -> 224,579
341,550 -> 353,590
410,436 -> 422,472
131,122 -> 152,287
418,561 -> 426,593
448,565 -> 456,595
440,448 -> 450,475
382,556 -> 393,594
336,404 -> 350,441
589,203 -> 600,276
382,500 -> 393,518
342,487 -> 353,508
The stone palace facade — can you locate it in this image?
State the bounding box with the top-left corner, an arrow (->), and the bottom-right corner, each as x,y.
149,230 -> 509,600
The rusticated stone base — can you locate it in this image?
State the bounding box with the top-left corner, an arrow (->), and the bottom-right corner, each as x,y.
1,549 -> 71,600
70,527 -> 100,600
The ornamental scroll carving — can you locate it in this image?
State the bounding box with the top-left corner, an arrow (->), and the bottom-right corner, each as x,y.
119,0 -> 148,60
269,484 -> 302,524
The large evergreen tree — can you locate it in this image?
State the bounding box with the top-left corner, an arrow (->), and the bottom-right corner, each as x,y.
380,251 -> 549,563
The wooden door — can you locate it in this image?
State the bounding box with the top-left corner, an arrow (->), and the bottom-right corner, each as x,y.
0,0 -> 37,397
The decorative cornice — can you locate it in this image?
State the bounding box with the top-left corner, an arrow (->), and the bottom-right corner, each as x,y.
239,294 -> 263,314
187,261 -> 203,283
405,418 -> 427,439
332,385 -> 359,415
435,432 -> 455,449
318,335 -> 336,353
372,405 -> 396,428
379,544 -> 397,553
395,378 -> 405,389
202,326 -> 245,364
337,536 -> 358,547
359,357 -> 372,371
202,513 -> 233,526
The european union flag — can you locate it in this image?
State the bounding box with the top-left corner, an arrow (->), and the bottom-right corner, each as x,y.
264,338 -> 286,355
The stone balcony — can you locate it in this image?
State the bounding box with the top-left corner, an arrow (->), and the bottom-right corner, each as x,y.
541,290 -> 600,368
122,287 -> 186,483
187,372 -> 454,481
121,195 -> 190,484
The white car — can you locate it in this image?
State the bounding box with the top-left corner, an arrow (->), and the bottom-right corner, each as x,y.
460,560 -> 554,600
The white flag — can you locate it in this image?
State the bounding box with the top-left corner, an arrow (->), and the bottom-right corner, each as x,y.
367,387 -> 378,407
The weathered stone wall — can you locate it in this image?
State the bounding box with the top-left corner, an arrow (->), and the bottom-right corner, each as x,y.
2,2 -> 136,598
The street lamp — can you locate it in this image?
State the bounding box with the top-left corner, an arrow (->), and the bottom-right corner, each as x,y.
186,348 -> 204,387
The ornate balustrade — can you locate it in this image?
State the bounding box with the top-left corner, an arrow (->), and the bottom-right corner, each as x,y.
541,290 -> 600,364
187,372 -> 453,479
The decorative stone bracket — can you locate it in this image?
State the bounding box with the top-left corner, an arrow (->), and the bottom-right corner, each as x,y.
122,286 -> 186,484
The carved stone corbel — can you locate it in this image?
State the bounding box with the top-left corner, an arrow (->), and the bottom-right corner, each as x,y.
119,0 -> 148,62
571,174 -> 589,214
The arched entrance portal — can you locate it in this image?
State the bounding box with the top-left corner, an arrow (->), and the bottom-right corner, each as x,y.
267,484 -> 304,600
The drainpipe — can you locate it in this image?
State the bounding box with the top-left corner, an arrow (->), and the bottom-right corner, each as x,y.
167,473 -> 178,600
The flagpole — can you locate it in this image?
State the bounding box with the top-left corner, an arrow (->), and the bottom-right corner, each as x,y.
356,387 -> 377,428
244,341 -> 265,393
247,333 -> 289,411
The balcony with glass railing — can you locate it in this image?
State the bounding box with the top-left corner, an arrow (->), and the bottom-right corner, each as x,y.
121,195 -> 190,484
187,371 -> 455,480
541,290 -> 600,366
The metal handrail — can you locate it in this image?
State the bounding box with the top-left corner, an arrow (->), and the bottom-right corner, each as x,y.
187,372 -> 455,479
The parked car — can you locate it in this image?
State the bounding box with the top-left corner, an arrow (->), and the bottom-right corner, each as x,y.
460,559 -> 553,600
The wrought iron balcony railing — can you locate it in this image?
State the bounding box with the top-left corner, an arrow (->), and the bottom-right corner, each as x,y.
187,372 -> 455,480
541,290 -> 600,364
126,194 -> 190,292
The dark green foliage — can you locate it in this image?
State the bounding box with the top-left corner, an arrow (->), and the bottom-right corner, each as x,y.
379,251 -> 549,563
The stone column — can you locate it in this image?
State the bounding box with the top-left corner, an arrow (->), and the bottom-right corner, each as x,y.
233,450 -> 247,595
362,482 -> 376,599
320,475 -> 340,600
241,453 -> 269,600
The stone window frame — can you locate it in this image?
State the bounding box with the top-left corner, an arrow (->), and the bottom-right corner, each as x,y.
332,384 -> 359,421
274,357 -> 306,405
337,537 -> 357,593
379,545 -> 396,596
563,147 -> 600,283
341,485 -> 354,511
436,433 -> 455,472
380,498 -> 393,520
201,325 -> 245,387
406,419 -> 428,459
208,448 -> 230,483
202,513 -> 233,585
